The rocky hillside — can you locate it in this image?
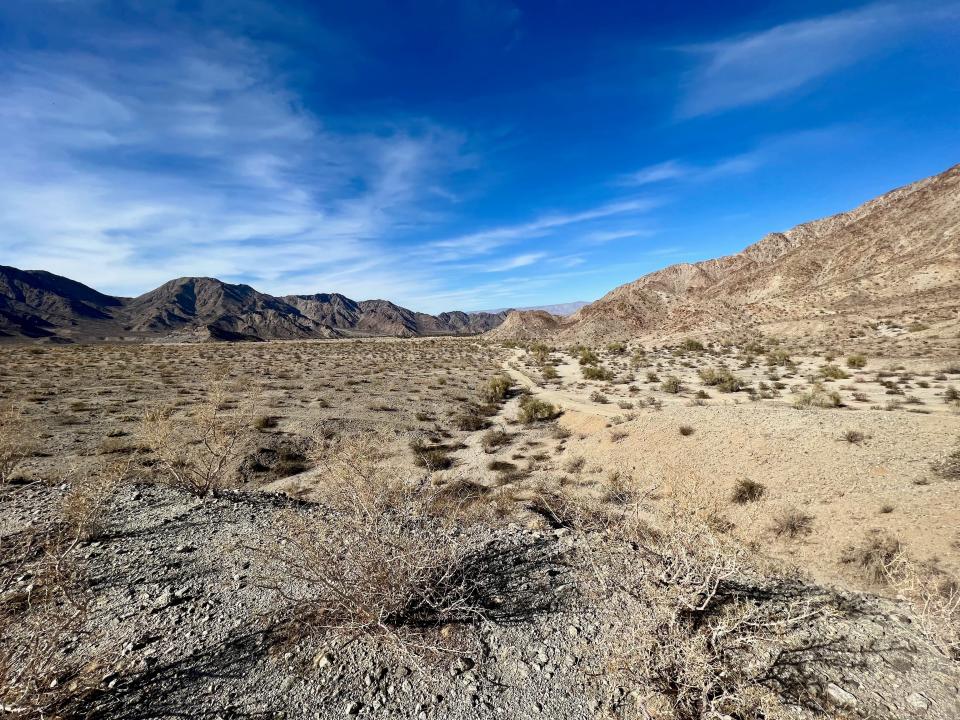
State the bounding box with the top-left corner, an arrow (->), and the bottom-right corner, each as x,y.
492,163 -> 960,344
0,269 -> 508,343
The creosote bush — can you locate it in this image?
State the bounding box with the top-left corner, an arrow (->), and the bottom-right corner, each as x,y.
480,374 -> 513,405
660,376 -> 682,394
846,353 -> 868,369
793,383 -> 841,409
698,367 -> 746,393
517,395 -> 558,424
583,366 -> 613,382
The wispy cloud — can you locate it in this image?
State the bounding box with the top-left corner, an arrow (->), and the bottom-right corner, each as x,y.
619,153 -> 761,186
428,197 -> 661,259
0,9 -> 471,300
482,252 -> 547,272
679,1 -> 960,117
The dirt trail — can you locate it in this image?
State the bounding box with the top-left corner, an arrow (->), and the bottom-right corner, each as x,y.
503,352 -> 622,420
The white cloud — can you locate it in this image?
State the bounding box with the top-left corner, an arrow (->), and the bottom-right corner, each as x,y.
482,252 -> 547,272
0,21 -> 471,300
428,197 -> 661,260
679,2 -> 960,116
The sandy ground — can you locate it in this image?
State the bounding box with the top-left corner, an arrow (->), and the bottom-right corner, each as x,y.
499,344 -> 960,590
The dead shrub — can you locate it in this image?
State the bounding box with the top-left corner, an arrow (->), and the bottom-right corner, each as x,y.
840,530 -> 906,585
481,429 -> 512,453
612,507 -> 823,720
0,524 -> 113,718
0,403 -> 35,484
931,443 -> 960,480
770,507 -> 814,538
730,478 -> 765,504
141,385 -> 251,497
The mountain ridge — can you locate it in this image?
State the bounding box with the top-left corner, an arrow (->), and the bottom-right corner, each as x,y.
0,270 -> 509,343
488,163 -> 960,345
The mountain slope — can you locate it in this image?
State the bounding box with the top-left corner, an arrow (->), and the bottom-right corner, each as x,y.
495,163 -> 960,344
0,266 -> 125,339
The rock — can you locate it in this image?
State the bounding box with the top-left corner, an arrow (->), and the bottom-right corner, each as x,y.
344,700 -> 362,715
313,651 -> 334,670
451,657 -> 475,676
826,683 -> 857,709
906,693 -> 930,713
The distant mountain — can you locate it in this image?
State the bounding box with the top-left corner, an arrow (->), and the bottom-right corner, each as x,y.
490,163 -> 960,343
0,269 -> 509,343
474,301 -> 588,317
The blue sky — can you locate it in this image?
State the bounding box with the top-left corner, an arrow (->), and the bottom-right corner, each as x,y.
1,1 -> 958,312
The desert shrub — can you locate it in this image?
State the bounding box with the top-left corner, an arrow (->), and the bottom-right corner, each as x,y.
481,429 -> 512,453
660,376 -> 682,394
583,366 -> 613,382
541,365 -> 559,381
818,364 -> 849,380
0,403 -> 34,484
0,523 -> 112,718
517,396 -> 557,424
261,502 -> 489,652
840,530 -> 906,585
578,349 -> 600,366
931,444 -> 960,480
730,478 -> 765,504
678,425 -> 694,437
412,447 -> 454,471
61,460 -> 132,542
698,367 -> 746,393
529,343 -> 551,364
590,391 -> 609,404
770,507 -> 814,538
454,407 -> 489,431
141,386 -> 251,497
480,374 -> 513,405
944,386 -> 959,403
680,338 -> 704,352
606,342 -> 627,355
765,349 -> 792,367
253,415 -> 279,430
846,354 -> 867,369
613,507 -> 821,719
841,429 -> 866,444
793,383 -> 841,409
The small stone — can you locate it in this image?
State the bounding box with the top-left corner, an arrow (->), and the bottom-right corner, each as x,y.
566,625 -> 580,637
344,701 -> 361,715
906,693 -> 930,712
313,651 -> 335,670
826,683 -> 857,709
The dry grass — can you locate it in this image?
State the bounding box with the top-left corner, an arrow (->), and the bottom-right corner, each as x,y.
0,402 -> 34,484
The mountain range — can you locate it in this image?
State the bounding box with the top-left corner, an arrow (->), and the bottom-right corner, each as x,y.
0,270 -> 509,343
3,163 -> 958,345
490,162 -> 960,344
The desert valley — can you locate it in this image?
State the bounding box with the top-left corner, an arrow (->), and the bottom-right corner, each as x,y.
1,162 -> 959,719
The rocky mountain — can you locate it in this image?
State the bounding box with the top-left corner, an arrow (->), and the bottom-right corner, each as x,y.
490,163 -> 960,344
477,301 -> 588,317
0,269 -> 508,343
0,266 -> 124,340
